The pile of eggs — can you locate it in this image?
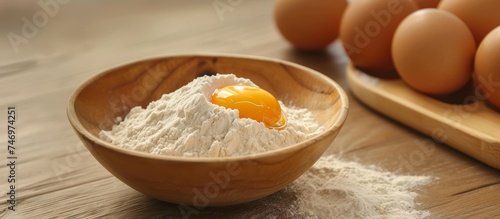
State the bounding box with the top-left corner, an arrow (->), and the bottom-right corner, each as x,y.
274,0 -> 500,109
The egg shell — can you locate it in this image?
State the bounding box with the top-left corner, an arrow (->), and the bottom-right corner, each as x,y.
340,0 -> 418,77
413,0 -> 441,8
439,0 -> 500,45
392,9 -> 476,95
274,0 -> 347,51
474,26 -> 500,109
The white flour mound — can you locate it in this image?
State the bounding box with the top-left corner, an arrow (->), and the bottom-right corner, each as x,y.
99,74 -> 323,157
288,155 -> 432,219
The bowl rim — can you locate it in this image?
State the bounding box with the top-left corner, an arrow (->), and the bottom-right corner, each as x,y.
67,52 -> 349,163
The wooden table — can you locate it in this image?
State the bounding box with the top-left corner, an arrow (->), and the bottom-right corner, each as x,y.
0,1 -> 498,218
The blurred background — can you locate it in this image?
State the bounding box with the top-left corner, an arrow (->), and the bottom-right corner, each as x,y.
0,0 -> 345,61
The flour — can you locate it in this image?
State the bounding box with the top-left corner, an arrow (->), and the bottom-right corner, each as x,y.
99,74 -> 323,157
286,155 -> 431,219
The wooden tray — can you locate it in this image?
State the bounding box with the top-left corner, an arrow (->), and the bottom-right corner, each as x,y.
346,63 -> 500,170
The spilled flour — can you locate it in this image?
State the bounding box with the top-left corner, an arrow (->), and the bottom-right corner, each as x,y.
99,74 -> 323,157
285,155 -> 431,219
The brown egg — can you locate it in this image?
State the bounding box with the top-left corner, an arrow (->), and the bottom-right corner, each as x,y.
340,0 -> 418,77
274,0 -> 347,51
392,9 -> 476,95
439,0 -> 500,45
475,26 -> 500,109
414,0 -> 441,8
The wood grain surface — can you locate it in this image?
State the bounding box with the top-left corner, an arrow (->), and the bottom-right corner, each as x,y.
0,0 -> 499,218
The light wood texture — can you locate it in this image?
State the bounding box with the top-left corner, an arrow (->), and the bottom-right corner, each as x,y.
0,1 -> 499,218
347,63 -> 500,170
67,54 -> 348,206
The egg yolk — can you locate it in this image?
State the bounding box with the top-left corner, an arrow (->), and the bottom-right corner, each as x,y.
211,85 -> 287,130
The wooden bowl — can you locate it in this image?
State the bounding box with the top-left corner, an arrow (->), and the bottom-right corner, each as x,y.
67,53 -> 348,206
